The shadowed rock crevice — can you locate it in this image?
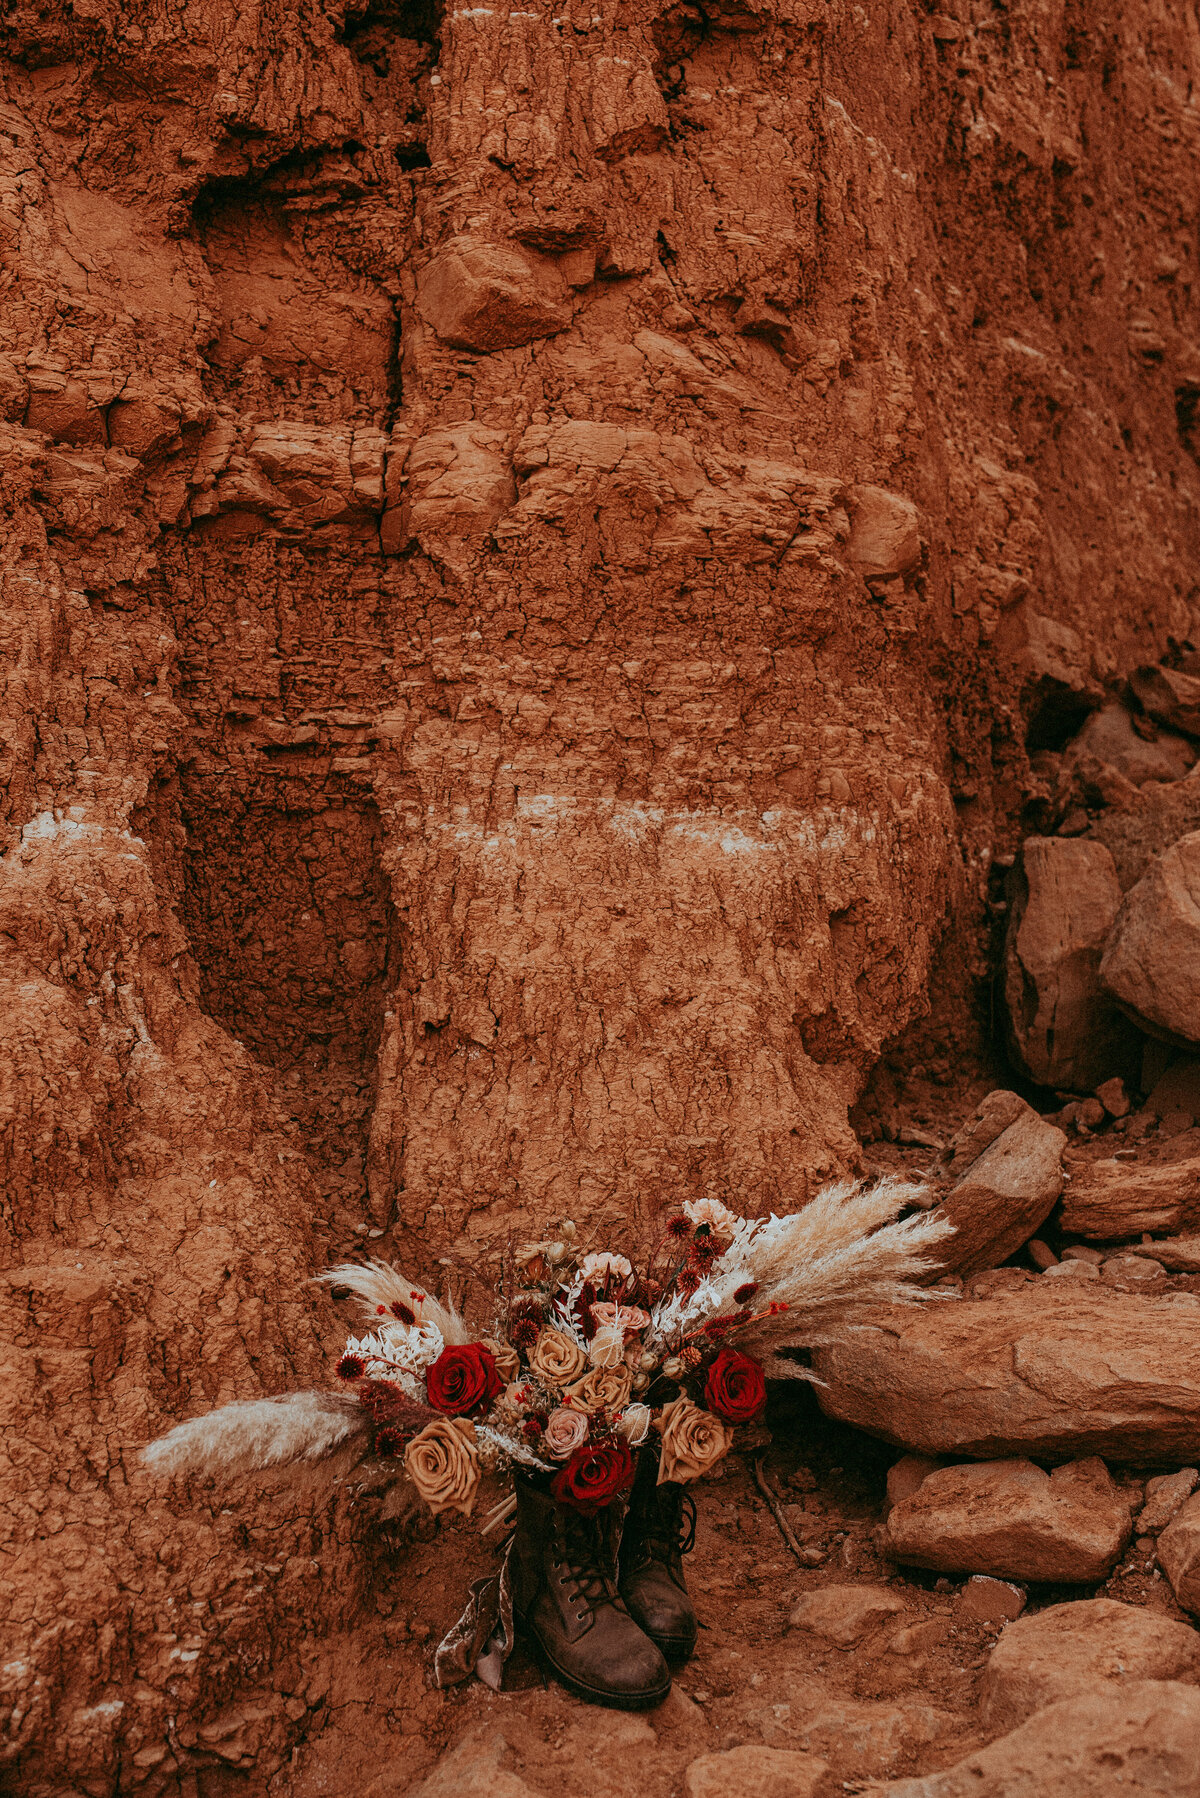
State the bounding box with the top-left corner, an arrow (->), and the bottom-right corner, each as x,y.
180,784 -> 399,1228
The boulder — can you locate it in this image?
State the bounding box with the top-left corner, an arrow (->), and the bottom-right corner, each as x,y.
684,1745 -> 829,1798
813,1285 -> 1200,1462
1042,1258 -> 1098,1280
1095,1074 -> 1132,1115
1070,702 -> 1196,785
1101,830 -> 1200,1046
787,1584 -> 908,1646
846,485 -> 922,580
883,1457 -> 1133,1583
930,1090 -> 1066,1276
1159,1493 -> 1200,1615
881,1682 -> 1200,1797
785,1695 -> 952,1775
1059,1154 -> 1200,1237
386,424 -> 516,554
1003,838 -> 1133,1091
416,237 -> 572,353
1139,1468 -> 1199,1533
1126,1235 -> 1200,1271
1129,664 -> 1200,738
1022,615 -> 1103,750
980,1597 -> 1200,1730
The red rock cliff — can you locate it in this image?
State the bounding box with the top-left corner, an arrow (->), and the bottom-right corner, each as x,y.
3,0 -> 1199,1786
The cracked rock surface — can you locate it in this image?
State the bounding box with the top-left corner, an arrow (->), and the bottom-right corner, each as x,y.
6,0 -> 1200,1788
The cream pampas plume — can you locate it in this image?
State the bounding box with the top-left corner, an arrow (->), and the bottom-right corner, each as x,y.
142,1391 -> 368,1480
316,1258 -> 472,1345
650,1175 -> 954,1370
727,1177 -> 953,1370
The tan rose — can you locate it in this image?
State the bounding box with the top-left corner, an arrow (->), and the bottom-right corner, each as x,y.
481,1337 -> 521,1383
565,1364 -> 634,1413
528,1327 -> 587,1388
587,1324 -> 627,1369
543,1407 -> 590,1461
404,1416 -> 480,1517
657,1396 -> 732,1484
591,1302 -> 650,1335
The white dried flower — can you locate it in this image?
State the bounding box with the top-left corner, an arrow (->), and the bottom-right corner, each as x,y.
684,1196 -> 741,1236
578,1252 -> 633,1287
379,1319 -> 445,1374
588,1324 -> 627,1369
618,1404 -> 652,1447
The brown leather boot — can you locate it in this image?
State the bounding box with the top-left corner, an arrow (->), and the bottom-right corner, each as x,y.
618,1448 -> 698,1662
510,1477 -> 671,1710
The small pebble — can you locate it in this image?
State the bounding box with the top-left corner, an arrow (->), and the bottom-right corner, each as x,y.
956,1576 -> 1026,1622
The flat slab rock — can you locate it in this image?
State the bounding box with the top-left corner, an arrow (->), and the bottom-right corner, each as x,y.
1060,1154 -> 1200,1237
883,1457 -> 1133,1583
788,1584 -> 908,1646
981,1597 -> 1200,1730
881,1681 -> 1200,1797
813,1285 -> 1200,1462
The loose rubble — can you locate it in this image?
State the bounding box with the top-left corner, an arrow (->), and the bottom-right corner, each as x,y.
883,1457 -> 1134,1583
930,1091 -> 1065,1276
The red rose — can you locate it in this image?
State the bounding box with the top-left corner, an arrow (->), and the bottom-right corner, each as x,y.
425,1343 -> 504,1417
704,1348 -> 766,1424
550,1440 -> 636,1514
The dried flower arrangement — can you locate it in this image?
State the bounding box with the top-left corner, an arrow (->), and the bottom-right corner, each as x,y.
144,1176 -> 953,1526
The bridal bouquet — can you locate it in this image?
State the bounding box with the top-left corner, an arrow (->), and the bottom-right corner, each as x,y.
144,1177 -> 952,1521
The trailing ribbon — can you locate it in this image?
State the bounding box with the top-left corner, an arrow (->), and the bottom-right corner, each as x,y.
433,1537 -> 516,1691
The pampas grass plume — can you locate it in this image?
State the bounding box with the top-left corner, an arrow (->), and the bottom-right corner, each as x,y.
142,1391 -> 367,1480
316,1258 -> 472,1344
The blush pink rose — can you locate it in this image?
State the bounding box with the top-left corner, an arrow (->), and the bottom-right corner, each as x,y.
542,1407 -> 590,1461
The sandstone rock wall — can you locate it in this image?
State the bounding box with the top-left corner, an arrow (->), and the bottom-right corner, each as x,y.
4,0 -> 1200,1786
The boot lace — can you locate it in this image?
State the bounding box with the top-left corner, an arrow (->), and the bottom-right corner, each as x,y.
632,1487 -> 696,1569
555,1511 -> 620,1622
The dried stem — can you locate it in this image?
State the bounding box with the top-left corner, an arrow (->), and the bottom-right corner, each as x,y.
750,1451 -> 808,1566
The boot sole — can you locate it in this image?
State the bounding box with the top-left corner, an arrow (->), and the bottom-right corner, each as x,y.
523,1631 -> 672,1712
